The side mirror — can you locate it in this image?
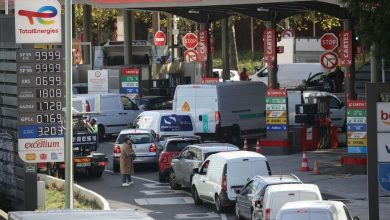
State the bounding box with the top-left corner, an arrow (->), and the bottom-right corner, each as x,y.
340,102 -> 345,108
193,168 -> 199,174
353,217 -> 360,220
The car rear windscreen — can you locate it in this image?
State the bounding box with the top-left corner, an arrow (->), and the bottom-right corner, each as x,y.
116,133 -> 153,144
160,115 -> 193,131
166,140 -> 199,152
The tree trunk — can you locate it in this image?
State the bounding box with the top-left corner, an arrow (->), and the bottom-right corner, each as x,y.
228,17 -> 239,71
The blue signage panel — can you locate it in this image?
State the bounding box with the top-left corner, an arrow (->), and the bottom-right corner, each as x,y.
266,125 -> 287,131
347,124 -> 367,132
379,163 -> 390,192
19,124 -> 64,139
348,146 -> 367,154
121,87 -> 139,94
160,115 -> 193,132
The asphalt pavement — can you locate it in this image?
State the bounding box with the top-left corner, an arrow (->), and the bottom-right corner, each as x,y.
75,134 -> 390,220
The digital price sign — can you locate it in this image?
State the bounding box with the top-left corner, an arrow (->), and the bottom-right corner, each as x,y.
17,49 -> 65,163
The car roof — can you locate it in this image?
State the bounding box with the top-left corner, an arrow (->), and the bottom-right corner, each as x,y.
140,110 -> 191,115
119,129 -> 152,134
267,183 -> 319,192
281,200 -> 343,211
209,150 -> 267,160
252,175 -> 301,184
188,143 -> 239,152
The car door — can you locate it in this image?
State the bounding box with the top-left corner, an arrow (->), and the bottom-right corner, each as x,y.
181,147 -> 199,187
121,96 -> 141,129
196,160 -> 211,200
236,180 -> 255,219
172,148 -> 189,185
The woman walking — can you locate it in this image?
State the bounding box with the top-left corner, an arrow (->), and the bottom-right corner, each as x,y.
120,137 -> 135,186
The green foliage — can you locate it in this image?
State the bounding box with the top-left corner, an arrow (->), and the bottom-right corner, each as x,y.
213,49 -> 264,74
288,12 -> 341,31
343,0 -> 390,62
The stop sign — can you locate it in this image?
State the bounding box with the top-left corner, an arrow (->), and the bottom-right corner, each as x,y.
321,33 -> 338,51
154,31 -> 166,46
183,33 -> 198,49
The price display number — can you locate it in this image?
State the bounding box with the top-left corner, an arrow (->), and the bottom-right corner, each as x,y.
35,63 -> 62,73
35,50 -> 61,61
37,101 -> 63,111
37,113 -> 62,124
38,125 -> 64,137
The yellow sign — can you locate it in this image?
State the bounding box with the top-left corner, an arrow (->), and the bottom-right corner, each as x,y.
266,111 -> 287,118
347,138 -> 367,146
266,117 -> 287,124
181,101 -> 191,112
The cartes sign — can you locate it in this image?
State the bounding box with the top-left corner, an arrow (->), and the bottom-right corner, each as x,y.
339,30 -> 352,67
197,30 -> 208,61
15,0 -> 62,44
320,52 -> 338,69
263,28 -> 276,63
320,33 -> 338,51
182,33 -> 198,49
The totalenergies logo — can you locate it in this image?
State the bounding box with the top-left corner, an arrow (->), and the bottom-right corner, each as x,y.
380,110 -> 390,125
18,6 -> 57,25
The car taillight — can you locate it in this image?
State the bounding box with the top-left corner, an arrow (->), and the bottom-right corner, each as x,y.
159,152 -> 168,163
215,111 -> 220,128
114,146 -> 121,153
265,208 -> 270,220
98,162 -> 107,166
149,144 -> 157,152
85,100 -> 91,112
221,175 -> 227,192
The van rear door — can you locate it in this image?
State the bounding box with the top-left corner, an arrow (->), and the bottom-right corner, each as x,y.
194,87 -> 217,133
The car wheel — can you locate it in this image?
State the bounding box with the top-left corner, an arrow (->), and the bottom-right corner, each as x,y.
235,203 -> 243,220
215,195 -> 225,213
113,160 -> 120,173
230,126 -> 241,146
98,125 -> 105,142
169,172 -> 181,190
192,186 -> 202,205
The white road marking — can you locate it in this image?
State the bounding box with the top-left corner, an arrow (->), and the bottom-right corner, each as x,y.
140,189 -> 184,196
134,197 -> 194,205
174,212 -> 220,219
143,183 -> 170,189
220,214 -> 228,220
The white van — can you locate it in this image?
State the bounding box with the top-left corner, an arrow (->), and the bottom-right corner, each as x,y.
132,110 -> 195,141
250,63 -> 325,89
257,184 -> 322,220
72,93 -> 141,140
191,151 -> 271,213
173,81 -> 267,144
276,200 -> 359,220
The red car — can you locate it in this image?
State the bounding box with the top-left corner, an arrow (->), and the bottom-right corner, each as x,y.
158,136 -> 201,182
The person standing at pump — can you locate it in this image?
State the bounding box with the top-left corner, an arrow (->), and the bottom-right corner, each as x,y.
333,66 -> 344,93
87,118 -> 98,133
239,67 -> 250,81
120,137 -> 135,186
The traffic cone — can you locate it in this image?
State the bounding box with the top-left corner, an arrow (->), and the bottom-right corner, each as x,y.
255,139 -> 261,153
243,138 -> 248,151
312,160 -> 320,175
300,151 -> 310,172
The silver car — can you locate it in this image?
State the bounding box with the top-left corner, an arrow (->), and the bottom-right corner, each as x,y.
113,129 -> 158,172
169,143 -> 239,190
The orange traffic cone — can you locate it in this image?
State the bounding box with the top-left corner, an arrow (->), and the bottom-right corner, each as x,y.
300,151 -> 310,172
255,139 -> 261,153
312,160 -> 320,175
243,138 -> 248,151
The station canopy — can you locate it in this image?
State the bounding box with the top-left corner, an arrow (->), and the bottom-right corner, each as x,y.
1,0 -> 349,22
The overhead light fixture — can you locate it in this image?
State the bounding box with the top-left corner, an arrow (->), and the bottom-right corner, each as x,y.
188,9 -> 200,14
257,7 -> 269,12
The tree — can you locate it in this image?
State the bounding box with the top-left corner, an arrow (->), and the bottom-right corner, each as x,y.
343,0 -> 390,63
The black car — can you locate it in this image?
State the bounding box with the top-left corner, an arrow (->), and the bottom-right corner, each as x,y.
134,96 -> 172,110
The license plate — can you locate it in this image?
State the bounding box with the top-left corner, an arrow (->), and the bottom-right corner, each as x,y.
76,162 -> 91,167
134,157 -> 144,162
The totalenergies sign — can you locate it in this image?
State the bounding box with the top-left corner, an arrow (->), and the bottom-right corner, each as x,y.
377,102 -> 390,132
15,0 -> 62,44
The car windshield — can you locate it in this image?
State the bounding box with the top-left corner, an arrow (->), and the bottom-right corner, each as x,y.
116,133 -> 153,144
166,140 -> 199,152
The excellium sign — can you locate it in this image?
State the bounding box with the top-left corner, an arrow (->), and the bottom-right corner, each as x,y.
15,0 -> 62,44
377,102 -> 390,132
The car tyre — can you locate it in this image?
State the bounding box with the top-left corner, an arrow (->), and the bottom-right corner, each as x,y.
169,172 -> 181,190
192,186 -> 202,205
215,195 -> 225,213
235,203 -> 243,220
